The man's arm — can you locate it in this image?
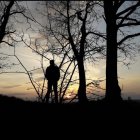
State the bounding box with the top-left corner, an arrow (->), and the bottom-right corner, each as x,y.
58,68 -> 60,80
57,67 -> 60,81
45,68 -> 49,79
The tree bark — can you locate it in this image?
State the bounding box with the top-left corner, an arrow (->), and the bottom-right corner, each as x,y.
104,1 -> 122,102
0,1 -> 14,43
77,57 -> 88,103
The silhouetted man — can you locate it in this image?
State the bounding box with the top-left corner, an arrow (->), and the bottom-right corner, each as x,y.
45,60 -> 60,103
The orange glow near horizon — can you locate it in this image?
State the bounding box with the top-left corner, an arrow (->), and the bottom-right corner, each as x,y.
0,42 -> 140,101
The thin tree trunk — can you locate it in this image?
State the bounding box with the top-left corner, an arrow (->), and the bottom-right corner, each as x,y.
0,1 -> 14,42
104,1 -> 122,101
77,58 -> 88,103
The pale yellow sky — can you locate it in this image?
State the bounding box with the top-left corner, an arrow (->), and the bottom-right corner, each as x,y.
0,44 -> 140,100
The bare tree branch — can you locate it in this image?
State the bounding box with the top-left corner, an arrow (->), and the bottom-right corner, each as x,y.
118,32 -> 140,46
117,1 -> 140,17
118,22 -> 140,28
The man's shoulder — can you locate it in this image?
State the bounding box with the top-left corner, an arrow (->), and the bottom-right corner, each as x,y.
46,65 -> 59,70
55,65 -> 59,70
46,66 -> 51,70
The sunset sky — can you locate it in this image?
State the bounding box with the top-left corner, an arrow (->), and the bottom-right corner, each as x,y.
0,1 -> 140,101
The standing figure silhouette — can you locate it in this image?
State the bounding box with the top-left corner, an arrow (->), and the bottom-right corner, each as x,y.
45,60 -> 60,103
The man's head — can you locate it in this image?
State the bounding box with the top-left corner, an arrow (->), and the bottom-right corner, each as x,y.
50,60 -> 55,66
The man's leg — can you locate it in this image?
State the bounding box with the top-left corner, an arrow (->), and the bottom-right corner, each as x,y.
45,81 -> 52,103
53,81 -> 58,103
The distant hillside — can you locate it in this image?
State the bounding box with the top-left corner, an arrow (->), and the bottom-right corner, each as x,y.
0,94 -> 140,120
0,94 -> 27,103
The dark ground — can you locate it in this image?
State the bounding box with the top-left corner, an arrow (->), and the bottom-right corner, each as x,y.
0,95 -> 140,120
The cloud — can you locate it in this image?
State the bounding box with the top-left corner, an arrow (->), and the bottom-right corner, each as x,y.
93,67 -> 101,75
33,68 -> 43,75
1,85 -> 22,89
7,93 -> 28,97
35,76 -> 44,82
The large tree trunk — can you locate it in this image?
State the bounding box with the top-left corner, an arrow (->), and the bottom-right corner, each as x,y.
77,58 -> 88,103
0,1 -> 14,43
104,1 -> 122,102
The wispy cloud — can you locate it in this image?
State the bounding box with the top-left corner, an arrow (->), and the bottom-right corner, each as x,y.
35,76 -> 44,82
1,85 -> 22,89
33,68 -> 43,75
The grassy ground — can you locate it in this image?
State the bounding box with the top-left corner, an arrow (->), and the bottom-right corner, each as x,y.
0,94 -> 140,120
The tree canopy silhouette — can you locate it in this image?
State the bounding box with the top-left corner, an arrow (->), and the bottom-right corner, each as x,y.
103,1 -> 140,101
38,1 -> 105,103
0,1 -> 35,70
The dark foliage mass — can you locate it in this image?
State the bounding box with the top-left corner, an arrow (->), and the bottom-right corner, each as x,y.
0,95 -> 140,120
